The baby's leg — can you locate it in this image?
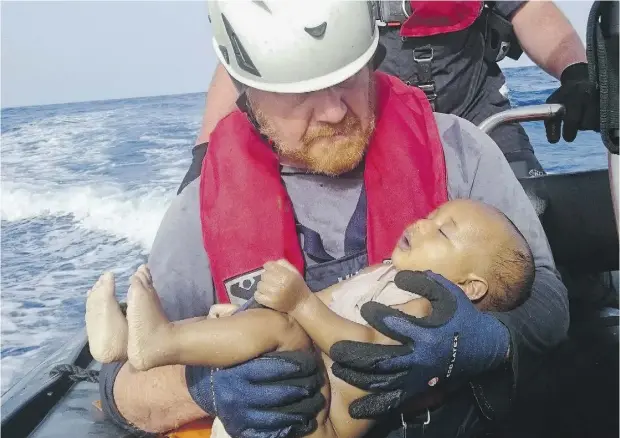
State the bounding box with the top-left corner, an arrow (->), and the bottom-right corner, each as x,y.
85,272 -> 128,363
125,264 -> 179,371
126,265 -> 312,371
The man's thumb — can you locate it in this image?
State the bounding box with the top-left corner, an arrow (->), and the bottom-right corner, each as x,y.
394,271 -> 458,327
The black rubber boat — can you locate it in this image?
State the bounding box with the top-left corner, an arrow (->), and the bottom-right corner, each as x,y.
2,2 -> 618,437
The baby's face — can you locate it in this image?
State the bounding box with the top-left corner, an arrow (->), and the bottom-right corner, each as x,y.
390,199 -> 508,284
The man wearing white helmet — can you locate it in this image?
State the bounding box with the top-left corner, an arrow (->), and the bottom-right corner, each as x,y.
97,1 -> 568,437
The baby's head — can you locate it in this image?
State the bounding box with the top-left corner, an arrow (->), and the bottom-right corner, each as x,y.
391,199 -> 534,312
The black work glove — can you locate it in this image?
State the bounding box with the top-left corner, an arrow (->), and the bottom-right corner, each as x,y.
330,271 -> 510,419
545,62 -> 600,143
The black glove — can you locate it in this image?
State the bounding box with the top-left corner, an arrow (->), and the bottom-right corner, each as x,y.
330,271 -> 510,419
545,62 -> 599,143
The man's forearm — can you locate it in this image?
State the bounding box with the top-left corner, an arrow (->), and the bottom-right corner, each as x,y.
511,1 -> 587,79
195,63 -> 239,145
102,362 -> 206,433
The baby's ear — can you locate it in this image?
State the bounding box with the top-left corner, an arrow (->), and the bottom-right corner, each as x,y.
459,274 -> 488,301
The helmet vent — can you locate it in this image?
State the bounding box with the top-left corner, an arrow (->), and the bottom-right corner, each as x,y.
304,22 -> 327,38
219,45 -> 230,64
252,1 -> 272,13
221,13 -> 261,77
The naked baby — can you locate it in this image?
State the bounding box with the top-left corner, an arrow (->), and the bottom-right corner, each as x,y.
86,199 -> 534,438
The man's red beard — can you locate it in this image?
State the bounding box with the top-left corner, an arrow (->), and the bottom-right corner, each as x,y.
286,112 -> 375,176
251,86 -> 376,176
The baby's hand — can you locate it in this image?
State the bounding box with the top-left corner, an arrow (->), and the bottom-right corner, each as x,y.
207,304 -> 239,319
254,259 -> 310,313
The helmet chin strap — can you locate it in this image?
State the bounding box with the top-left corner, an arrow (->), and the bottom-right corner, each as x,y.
235,90 -> 271,143
228,76 -> 266,136
233,87 -> 279,159
372,42 -> 387,70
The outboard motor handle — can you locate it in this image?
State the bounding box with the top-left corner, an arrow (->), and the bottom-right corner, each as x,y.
477,104 -> 565,135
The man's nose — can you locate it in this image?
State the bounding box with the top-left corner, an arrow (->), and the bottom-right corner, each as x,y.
310,87 -> 347,124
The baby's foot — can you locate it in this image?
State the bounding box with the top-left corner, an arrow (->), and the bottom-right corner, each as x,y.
85,272 -> 128,363
126,265 -> 176,371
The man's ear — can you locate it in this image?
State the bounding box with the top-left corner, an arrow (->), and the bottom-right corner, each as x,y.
459,274 -> 488,301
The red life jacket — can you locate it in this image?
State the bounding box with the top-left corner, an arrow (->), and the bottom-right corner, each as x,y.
399,1 -> 484,38
199,71 -> 448,304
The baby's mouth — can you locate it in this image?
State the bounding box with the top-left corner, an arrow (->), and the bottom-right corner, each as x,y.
398,232 -> 411,251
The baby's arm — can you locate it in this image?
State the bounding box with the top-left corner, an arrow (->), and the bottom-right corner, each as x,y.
254,261 -> 385,356
254,261 -> 433,355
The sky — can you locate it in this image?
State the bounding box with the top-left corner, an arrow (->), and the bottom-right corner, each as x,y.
1,1 -> 593,109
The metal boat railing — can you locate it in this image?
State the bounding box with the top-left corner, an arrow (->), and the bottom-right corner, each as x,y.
477,103 -> 565,135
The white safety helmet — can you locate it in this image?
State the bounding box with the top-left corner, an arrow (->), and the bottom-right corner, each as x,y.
207,0 -> 380,94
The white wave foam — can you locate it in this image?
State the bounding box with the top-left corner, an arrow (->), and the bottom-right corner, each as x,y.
1,97 -> 201,393
139,134 -> 189,147
1,181 -> 172,250
1,110 -> 117,180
